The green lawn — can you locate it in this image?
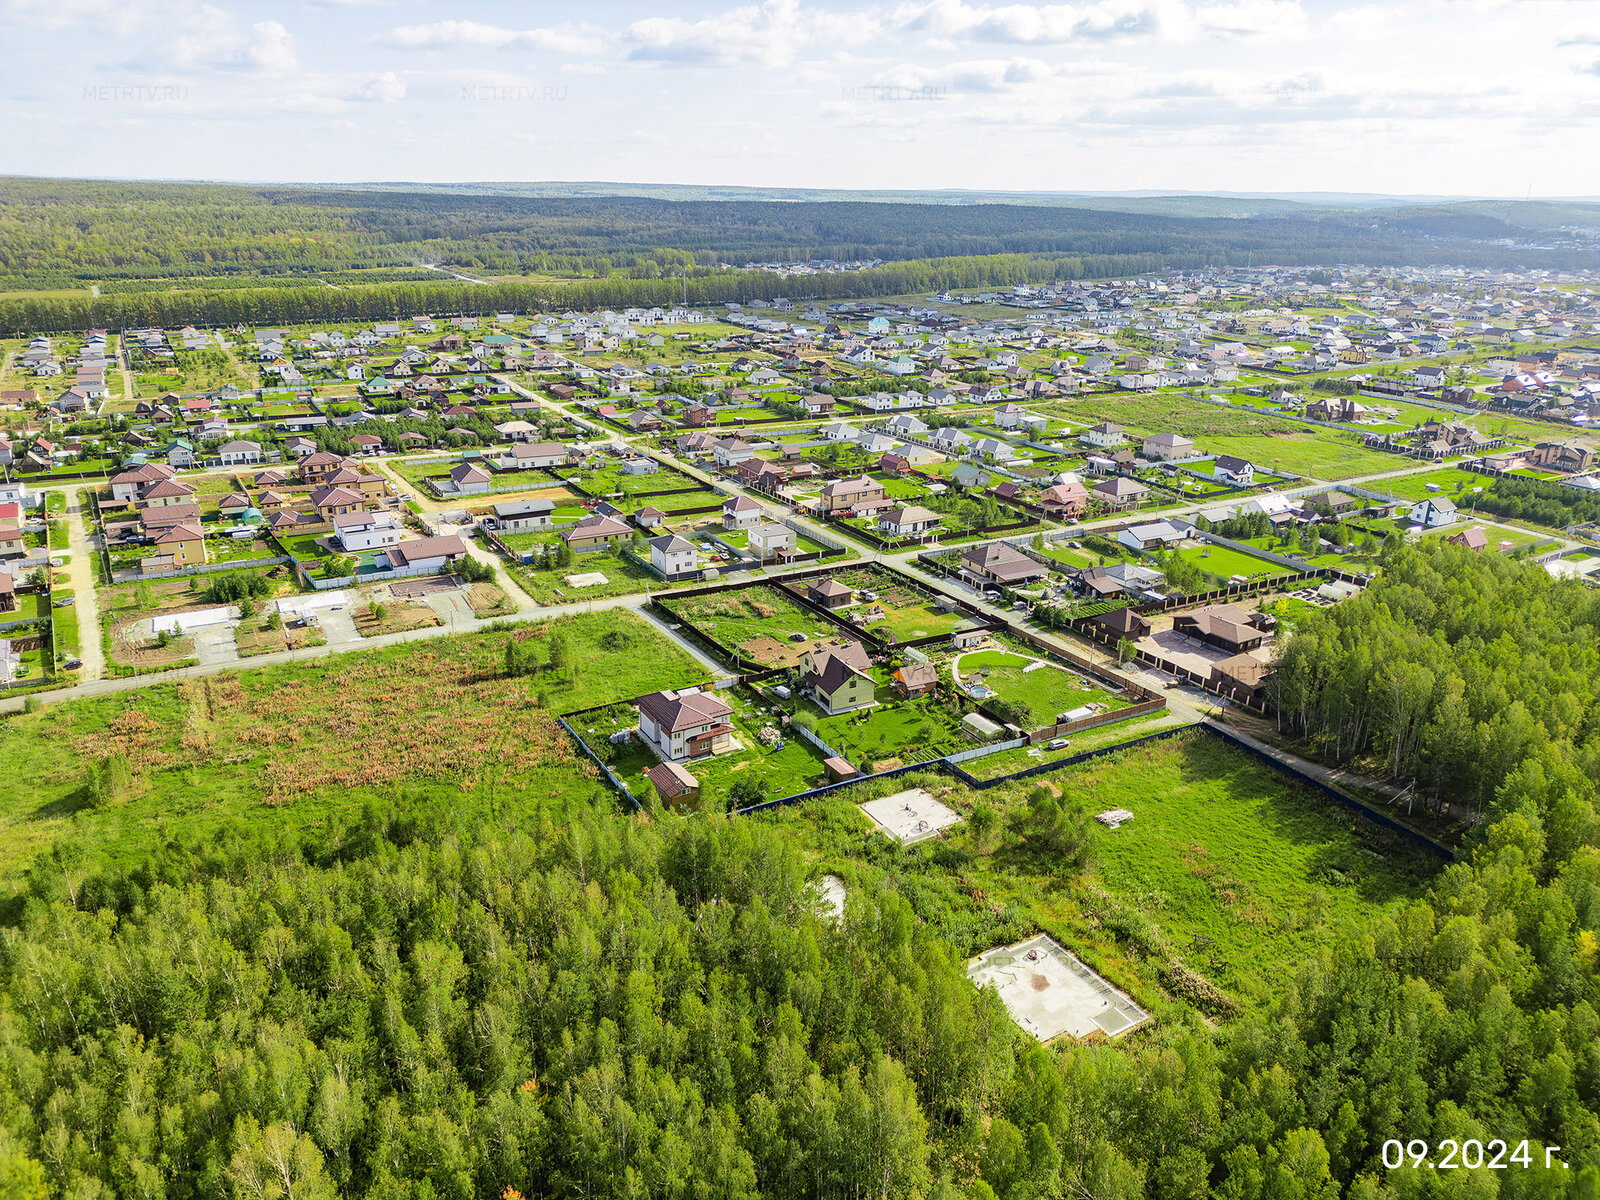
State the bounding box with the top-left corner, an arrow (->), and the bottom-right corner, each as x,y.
1174,542 -> 1291,581
1367,467 -> 1495,503
659,586 -> 833,662
814,695 -> 970,767
1201,434 -> 1403,480
957,647 -> 1129,727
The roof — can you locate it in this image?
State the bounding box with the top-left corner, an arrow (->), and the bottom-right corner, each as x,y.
893,662 -> 939,689
562,515 -> 631,542
882,504 -> 939,526
962,542 -> 1043,581
820,475 -> 884,500
384,535 -> 468,566
645,761 -> 700,800
311,486 -> 365,509
153,522 -> 203,544
637,688 -> 734,733
493,499 -> 554,518
649,534 -> 697,554
1177,604 -> 1263,646
809,578 -> 852,598
805,642 -> 873,696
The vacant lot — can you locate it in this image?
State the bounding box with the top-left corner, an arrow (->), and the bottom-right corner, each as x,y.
1201,433 -> 1403,481
1172,541 -> 1291,582
0,610 -> 708,889
1369,466 -> 1496,503
956,647 -> 1129,727
662,586 -> 837,664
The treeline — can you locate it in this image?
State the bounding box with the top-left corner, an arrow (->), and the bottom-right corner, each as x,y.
1,771 -> 1596,1197
1471,474 -> 1600,530
0,252 -> 1162,336
1271,543 -> 1600,821
3,177 -> 1595,304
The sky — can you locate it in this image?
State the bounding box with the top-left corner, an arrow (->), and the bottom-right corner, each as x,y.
6,0 -> 1600,197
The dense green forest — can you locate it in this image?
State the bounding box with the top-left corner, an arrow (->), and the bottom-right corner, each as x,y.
0,252 -> 1154,336
0,774 -> 1596,1198
2,177 -> 1596,335
1271,543 -> 1600,820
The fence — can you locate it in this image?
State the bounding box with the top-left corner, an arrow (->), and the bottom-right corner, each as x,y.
109,554 -> 294,585
1202,722 -> 1454,859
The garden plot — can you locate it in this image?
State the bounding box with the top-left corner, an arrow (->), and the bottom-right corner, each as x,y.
860,787 -> 962,844
969,935 -> 1150,1041
661,586 -> 841,666
824,567 -> 978,642
953,647 -> 1127,728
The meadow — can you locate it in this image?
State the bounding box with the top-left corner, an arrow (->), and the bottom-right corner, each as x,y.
0,610 -> 707,891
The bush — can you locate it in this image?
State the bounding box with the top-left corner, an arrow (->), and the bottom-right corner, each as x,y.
22,696 -> 41,714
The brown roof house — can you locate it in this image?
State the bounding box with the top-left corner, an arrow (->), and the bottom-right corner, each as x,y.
962,542 -> 1045,585
562,514 -> 632,552
891,661 -> 939,697
819,475 -> 887,515
637,688 -> 736,762
149,523 -> 206,570
801,640 -> 876,715
808,578 -> 854,609
1173,604 -> 1270,653
644,761 -> 702,805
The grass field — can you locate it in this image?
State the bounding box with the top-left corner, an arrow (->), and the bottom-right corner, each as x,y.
1369,466 -> 1496,503
814,695 -> 969,768
1173,542 -> 1290,581
956,647 -> 1128,727
0,611 -> 706,891
755,731 -> 1434,1010
1201,433 -> 1405,480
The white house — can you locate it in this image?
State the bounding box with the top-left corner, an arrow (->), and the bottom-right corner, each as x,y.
1410,496 -> 1459,528
750,523 -> 797,559
1214,455 -> 1256,486
821,422 -> 856,442
1080,422 -> 1126,449
334,509 -> 404,552
217,440 -> 262,467
490,499 -> 554,532
878,504 -> 941,538
1117,521 -> 1190,553
649,534 -> 699,579
722,495 -> 765,530
636,688 -> 735,761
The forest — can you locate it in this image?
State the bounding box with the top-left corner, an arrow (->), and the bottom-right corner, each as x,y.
1270,543 -> 1600,823
3,177 -> 1597,333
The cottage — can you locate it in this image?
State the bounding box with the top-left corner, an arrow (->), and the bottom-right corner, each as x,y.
381,535 -> 469,572
217,440 -> 262,467
1090,476 -> 1148,508
1080,422 -> 1126,449
877,504 -> 941,539
722,495 -> 765,530
808,578 -> 854,609
636,688 -> 735,761
1141,432 -> 1194,461
801,641 -> 876,714
819,475 -> 886,514
151,523 -> 206,569
749,523 -> 797,560
1173,604 -> 1270,652
644,761 -> 702,805
1117,521 -> 1189,552
891,662 -> 939,698
561,514 -> 632,551
333,509 -> 404,552
491,499 -> 555,532
448,463 -> 493,495
1213,455 -> 1255,486
1089,607 -> 1152,642
1408,497 -> 1458,528
962,542 -> 1045,584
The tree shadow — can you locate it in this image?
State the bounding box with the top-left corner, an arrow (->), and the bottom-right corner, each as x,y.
31,783 -> 95,821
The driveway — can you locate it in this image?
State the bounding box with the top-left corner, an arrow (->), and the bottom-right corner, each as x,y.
317,606 -> 361,645
192,623 -> 241,666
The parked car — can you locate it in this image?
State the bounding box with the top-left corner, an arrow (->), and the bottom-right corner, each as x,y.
1046,738 -> 1070,751
63,658 -> 82,671
53,596 -> 75,607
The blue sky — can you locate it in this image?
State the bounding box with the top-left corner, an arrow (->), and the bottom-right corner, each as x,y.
6,0 -> 1600,195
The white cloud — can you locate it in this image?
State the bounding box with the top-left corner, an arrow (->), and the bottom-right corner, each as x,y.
874,56 -> 1055,92
155,12 -> 299,74
380,20 -> 606,55
354,70 -> 406,102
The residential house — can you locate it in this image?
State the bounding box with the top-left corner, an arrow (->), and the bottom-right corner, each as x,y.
1141,432 -> 1195,461
649,534 -> 700,579
1088,606 -> 1153,643
644,761 -> 701,805
819,475 -> 886,515
151,523 -> 206,569
448,463 -> 493,495
1117,521 -> 1190,552
1081,422 -> 1127,449
138,478 -> 198,509
808,579 -> 854,609
749,523 -> 797,560
722,495 -> 765,530
1173,604 -> 1270,652
380,535 -> 469,573
1409,497 -> 1459,528
1090,476 -> 1148,509
636,688 -> 736,761
891,662 -> 939,698
562,514 -> 632,551
311,486 -> 366,521
490,499 -> 555,532
1041,477 -> 1089,517
878,504 -> 941,539
801,641 -> 876,714
334,509 -> 404,552
217,440 -> 262,467
1214,455 -> 1256,486
962,542 -> 1045,585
